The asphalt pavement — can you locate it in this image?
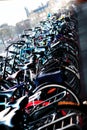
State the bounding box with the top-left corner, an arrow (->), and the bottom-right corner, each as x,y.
78,2 -> 87,100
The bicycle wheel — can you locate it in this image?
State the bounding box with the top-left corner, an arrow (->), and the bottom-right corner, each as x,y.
62,66 -> 80,94
34,84 -> 80,104
51,49 -> 79,70
35,64 -> 80,95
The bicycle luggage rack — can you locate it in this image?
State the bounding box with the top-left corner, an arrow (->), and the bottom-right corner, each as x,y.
37,112 -> 82,130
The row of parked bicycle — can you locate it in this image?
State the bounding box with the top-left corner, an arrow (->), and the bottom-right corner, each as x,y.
0,4 -> 87,130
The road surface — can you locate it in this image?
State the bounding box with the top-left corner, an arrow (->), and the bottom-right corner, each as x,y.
78,2 -> 87,100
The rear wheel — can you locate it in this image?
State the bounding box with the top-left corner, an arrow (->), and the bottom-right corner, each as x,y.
34,84 -> 80,104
